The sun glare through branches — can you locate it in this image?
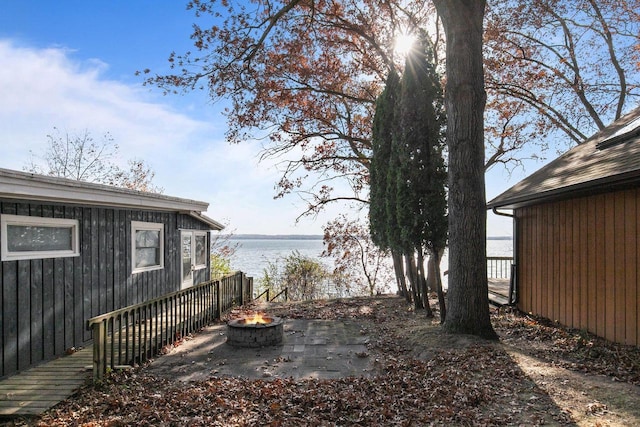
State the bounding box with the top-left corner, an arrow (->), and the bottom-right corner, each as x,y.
394,31 -> 417,58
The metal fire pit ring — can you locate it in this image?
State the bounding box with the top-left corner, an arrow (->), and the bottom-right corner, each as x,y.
226,316 -> 284,348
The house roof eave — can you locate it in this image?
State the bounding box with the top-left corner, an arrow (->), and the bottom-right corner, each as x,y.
189,211 -> 225,231
487,169 -> 640,210
488,107 -> 640,210
0,168 -> 210,213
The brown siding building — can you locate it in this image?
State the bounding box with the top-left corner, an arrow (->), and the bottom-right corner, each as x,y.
488,107 -> 640,346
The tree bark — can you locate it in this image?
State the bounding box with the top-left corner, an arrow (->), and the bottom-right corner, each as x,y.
427,248 -> 446,322
405,252 -> 423,310
392,250 -> 411,302
416,249 -> 434,317
433,250 -> 446,324
425,249 -> 443,292
433,0 -> 497,339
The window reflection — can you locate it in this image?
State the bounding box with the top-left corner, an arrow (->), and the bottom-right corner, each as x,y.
195,234 -> 206,265
7,225 -> 73,252
1,214 -> 80,261
131,221 -> 164,273
135,230 -> 160,268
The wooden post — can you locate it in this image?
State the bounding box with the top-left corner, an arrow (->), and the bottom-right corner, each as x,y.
216,281 -> 221,320
92,320 -> 106,380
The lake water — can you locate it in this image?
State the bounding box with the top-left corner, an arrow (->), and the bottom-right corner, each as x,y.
228,238 -> 329,280
228,237 -> 513,291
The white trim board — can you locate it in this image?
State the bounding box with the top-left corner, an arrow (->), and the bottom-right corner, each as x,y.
0,168 -> 209,213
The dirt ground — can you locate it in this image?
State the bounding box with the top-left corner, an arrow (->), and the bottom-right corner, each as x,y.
255,297 -> 640,426
391,299 -> 640,426
13,295 -> 640,426
263,296 -> 640,426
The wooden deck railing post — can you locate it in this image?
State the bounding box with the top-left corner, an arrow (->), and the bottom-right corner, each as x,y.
216,280 -> 221,319
247,275 -> 253,302
91,320 -> 106,380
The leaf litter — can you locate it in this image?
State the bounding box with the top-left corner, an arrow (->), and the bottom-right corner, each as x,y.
9,296 -> 640,426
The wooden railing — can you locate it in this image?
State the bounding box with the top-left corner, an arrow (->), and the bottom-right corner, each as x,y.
86,271 -> 253,380
487,256 -> 513,279
270,287 -> 288,301
254,287 -> 289,302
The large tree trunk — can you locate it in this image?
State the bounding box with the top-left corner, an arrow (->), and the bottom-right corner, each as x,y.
433,0 -> 497,339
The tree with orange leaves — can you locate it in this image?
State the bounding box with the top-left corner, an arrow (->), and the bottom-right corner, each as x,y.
144,1 -> 640,196
143,0 -> 440,216
143,0 -> 640,337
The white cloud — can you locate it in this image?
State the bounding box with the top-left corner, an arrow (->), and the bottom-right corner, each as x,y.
0,39 -> 328,234
0,39 -> 526,238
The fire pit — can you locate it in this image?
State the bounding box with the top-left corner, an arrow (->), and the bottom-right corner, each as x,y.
226,313 -> 284,348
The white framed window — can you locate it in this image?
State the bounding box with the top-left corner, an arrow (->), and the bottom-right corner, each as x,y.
132,221 -> 164,273
1,214 -> 80,261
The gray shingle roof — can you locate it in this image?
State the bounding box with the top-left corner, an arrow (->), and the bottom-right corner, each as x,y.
487,106 -> 640,209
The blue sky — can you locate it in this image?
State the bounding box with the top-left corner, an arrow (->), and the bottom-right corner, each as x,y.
0,1 -> 521,236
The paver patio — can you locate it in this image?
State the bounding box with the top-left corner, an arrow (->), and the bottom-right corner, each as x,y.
145,318 -> 374,382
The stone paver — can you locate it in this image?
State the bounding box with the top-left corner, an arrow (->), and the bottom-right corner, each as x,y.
146,319 -> 374,382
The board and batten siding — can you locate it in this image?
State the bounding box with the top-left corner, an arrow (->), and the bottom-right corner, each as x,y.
516,188 -> 639,346
0,199 -> 211,378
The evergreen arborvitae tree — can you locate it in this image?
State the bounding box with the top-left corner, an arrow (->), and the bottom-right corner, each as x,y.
370,70 -> 412,301
368,34 -> 448,310
385,96 -> 415,304
369,70 -> 400,251
395,32 -> 448,317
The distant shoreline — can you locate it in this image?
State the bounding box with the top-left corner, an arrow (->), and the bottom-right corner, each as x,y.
229,234 -> 324,240
226,234 -> 512,241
